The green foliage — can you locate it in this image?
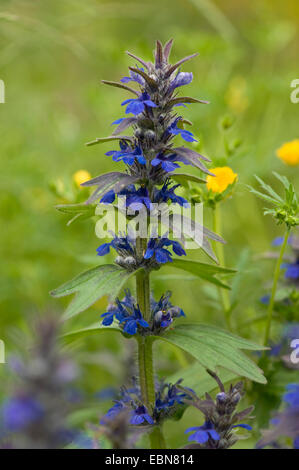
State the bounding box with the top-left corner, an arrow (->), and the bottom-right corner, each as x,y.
51,264 -> 137,320
1,0 -> 298,449
61,322 -> 122,343
168,258 -> 235,288
168,362 -> 238,397
249,172 -> 299,229
55,202 -> 96,226
155,323 -> 267,384
167,363 -> 238,420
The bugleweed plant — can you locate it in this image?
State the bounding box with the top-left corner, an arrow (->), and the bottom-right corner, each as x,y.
51,40 -> 267,449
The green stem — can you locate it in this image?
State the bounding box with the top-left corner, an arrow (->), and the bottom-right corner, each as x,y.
135,237 -> 166,449
149,425 -> 166,449
263,229 -> 290,347
212,204 -> 232,330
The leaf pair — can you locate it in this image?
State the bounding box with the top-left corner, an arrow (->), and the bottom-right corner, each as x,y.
50,264 -> 137,321
61,320 -> 266,384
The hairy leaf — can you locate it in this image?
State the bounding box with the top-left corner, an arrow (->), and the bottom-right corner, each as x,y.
55,203 -> 95,214
81,172 -> 126,188
85,135 -> 133,147
129,67 -> 157,88
51,264 -> 135,320
165,53 -> 199,78
126,51 -> 150,70
156,323 -> 267,384
112,117 -> 137,135
163,38 -> 174,62
155,40 -> 163,68
168,259 -> 235,289
170,172 -> 206,186
101,80 -> 139,96
169,96 -> 209,107
55,203 -> 96,226
82,173 -> 138,204
168,362 -> 238,398
61,322 -> 122,343
172,146 -> 213,176
168,213 -> 225,263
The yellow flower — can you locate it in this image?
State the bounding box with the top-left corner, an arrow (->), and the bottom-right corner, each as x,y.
73,169 -> 91,188
276,140 -> 299,166
206,166 -> 237,193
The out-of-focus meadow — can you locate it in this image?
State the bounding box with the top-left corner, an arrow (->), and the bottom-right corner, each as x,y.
0,0 -> 298,447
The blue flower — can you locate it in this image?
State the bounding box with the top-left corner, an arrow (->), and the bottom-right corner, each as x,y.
95,387 -> 118,401
119,305 -> 149,335
122,92 -> 157,115
151,292 -> 185,329
232,423 -> 252,431
153,181 -> 189,207
169,72 -> 193,92
281,260 -> 299,280
106,141 -> 146,165
157,383 -> 191,410
283,384 -> 299,407
269,342 -> 282,357
144,237 -> 186,264
100,290 -> 149,335
272,236 -> 293,246
151,152 -> 186,172
272,236 -> 284,246
167,118 -> 197,142
100,401 -> 126,424
111,118 -> 125,125
257,382 -> 299,448
100,189 -> 116,204
121,68 -> 145,86
96,235 -> 134,257
100,185 -> 153,210
130,405 -> 154,425
185,421 -> 220,444
100,304 -> 121,326
3,397 -> 43,432
260,294 -> 270,305
119,185 -> 153,211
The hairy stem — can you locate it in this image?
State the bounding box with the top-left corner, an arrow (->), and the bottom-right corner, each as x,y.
135,237 -> 166,448
212,204 -> 232,330
263,229 -> 290,347
149,424 -> 166,449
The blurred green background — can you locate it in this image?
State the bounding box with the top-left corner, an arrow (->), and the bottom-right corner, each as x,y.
0,0 -> 298,447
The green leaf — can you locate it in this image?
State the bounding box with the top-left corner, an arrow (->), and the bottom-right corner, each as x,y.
254,175 -> 283,203
155,323 -> 267,384
50,264 -> 136,320
168,362 -> 238,398
55,203 -> 96,226
272,172 -> 290,190
168,213 -> 224,263
85,135 -> 133,147
101,80 -> 139,96
171,173 -> 206,186
129,67 -> 157,88
61,322 -> 122,343
55,203 -> 95,214
169,96 -> 209,107
168,258 -> 235,289
248,187 -> 279,205
166,363 -> 238,420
